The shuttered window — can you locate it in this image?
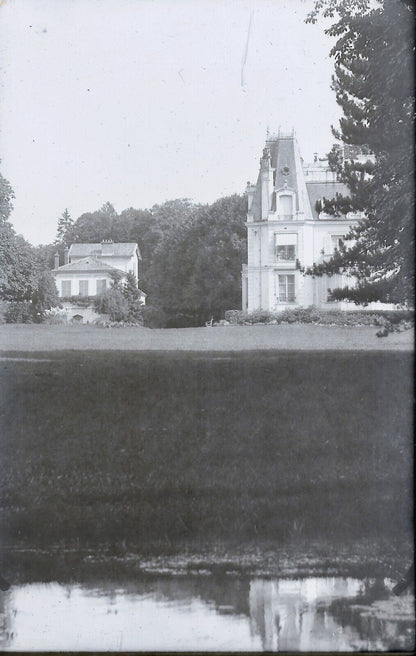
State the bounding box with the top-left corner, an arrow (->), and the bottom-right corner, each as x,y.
96,279 -> 107,294
79,280 -> 89,296
61,280 -> 71,296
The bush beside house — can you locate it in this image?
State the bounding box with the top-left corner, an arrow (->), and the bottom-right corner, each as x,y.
224,307 -> 414,332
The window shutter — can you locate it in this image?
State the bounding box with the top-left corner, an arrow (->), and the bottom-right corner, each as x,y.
62,280 -> 71,296
275,233 -> 297,246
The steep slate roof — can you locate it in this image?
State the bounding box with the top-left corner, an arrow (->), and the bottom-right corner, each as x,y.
250,135 -> 351,221
54,256 -> 124,274
69,242 -> 139,258
306,181 -> 350,220
250,174 -> 262,220
267,136 -> 298,192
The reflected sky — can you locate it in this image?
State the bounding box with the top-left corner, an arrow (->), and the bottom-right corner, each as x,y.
0,576 -> 414,651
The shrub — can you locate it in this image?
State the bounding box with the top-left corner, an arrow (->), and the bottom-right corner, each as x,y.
226,307 -> 414,330
142,305 -> 168,329
165,313 -> 199,328
43,308 -> 67,325
93,319 -> 145,328
94,289 -> 130,322
224,310 -> 244,324
4,301 -> 33,323
245,309 -> 274,324
61,295 -> 96,308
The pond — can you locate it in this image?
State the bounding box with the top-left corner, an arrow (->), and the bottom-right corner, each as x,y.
0,575 -> 414,651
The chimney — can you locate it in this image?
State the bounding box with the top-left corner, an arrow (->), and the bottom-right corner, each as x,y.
54,252 -> 59,269
64,247 -> 69,265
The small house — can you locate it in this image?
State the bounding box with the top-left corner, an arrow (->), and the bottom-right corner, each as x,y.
52,240 -> 146,322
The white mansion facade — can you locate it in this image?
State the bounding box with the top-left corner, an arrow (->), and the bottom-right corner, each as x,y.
242,131 -> 385,313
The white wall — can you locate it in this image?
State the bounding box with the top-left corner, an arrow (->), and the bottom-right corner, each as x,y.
60,302 -> 100,323
54,271 -> 118,297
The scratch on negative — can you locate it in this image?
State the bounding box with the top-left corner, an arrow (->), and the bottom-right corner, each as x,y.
241,10 -> 254,88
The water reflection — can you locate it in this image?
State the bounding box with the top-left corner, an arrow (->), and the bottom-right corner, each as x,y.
0,576 -> 414,651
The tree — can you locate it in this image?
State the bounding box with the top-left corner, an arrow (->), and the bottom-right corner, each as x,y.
70,199 -> 197,299
1,168 -> 60,316
146,194 -> 247,325
94,287 -> 130,322
306,0 -> 414,305
0,169 -> 39,302
109,269 -> 124,289
0,167 -> 14,224
122,271 -> 144,323
73,202 -> 117,243
0,232 -> 40,302
30,271 -> 60,321
55,208 -> 75,246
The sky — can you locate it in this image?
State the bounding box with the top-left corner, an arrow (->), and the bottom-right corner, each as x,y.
0,0 -> 341,245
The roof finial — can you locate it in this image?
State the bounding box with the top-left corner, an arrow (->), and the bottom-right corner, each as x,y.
266,125 -> 270,138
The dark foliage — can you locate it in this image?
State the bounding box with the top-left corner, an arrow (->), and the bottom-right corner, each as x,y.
146,194 -> 247,326
1,168 -> 56,307
122,271 -> 144,323
94,288 -> 130,322
307,0 -> 415,305
65,195 -> 246,326
4,301 -> 33,324
30,271 -> 60,321
54,208 -> 76,246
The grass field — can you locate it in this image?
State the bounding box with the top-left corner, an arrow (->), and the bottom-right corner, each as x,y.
0,322 -> 414,351
0,348 -> 413,557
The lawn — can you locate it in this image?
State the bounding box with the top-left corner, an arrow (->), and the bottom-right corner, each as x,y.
0,349 -> 413,556
0,322 -> 414,351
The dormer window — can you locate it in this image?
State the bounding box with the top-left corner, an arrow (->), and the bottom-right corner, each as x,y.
277,194 -> 293,220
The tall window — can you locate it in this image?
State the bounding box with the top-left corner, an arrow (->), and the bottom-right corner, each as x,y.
278,274 -> 295,302
79,280 -> 89,296
96,279 -> 107,294
61,280 -> 71,296
278,194 -> 293,219
275,233 -> 297,261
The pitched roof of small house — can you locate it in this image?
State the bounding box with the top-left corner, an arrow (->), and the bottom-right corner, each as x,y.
54,256 -> 125,274
305,181 -> 350,220
69,242 -> 140,258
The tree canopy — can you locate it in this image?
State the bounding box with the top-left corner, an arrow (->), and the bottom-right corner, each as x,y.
0,169 -> 37,302
1,168 -> 59,314
307,0 -> 414,305
55,208 -> 75,246
146,194 -> 247,326
56,194 -> 246,326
